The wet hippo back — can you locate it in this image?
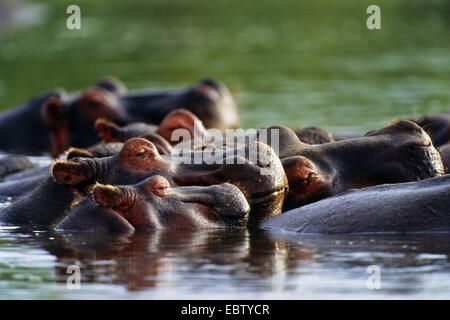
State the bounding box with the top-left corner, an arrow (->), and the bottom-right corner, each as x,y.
261,175 -> 450,234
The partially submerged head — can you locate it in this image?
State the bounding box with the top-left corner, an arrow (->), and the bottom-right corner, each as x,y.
280,120 -> 444,211
52,138 -> 288,223
177,79 -> 240,130
362,120 -> 444,181
92,175 -> 250,230
52,138 -> 173,187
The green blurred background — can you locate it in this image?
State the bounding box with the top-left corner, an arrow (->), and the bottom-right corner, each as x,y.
0,0 -> 449,134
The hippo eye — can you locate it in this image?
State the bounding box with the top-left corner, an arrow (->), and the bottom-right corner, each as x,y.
136,148 -> 147,156
89,100 -> 103,108
144,176 -> 172,197
152,182 -> 171,197
135,147 -> 157,159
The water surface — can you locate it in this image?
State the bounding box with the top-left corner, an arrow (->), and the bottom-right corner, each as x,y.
0,227 -> 449,299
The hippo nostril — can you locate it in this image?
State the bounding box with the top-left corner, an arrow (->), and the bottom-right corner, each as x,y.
94,118 -> 121,142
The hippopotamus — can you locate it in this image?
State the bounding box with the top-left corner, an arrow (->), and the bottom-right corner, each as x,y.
0,89 -> 65,156
261,174 -> 450,234
0,155 -> 36,180
0,78 -> 239,157
94,109 -> 208,145
63,108 -> 204,159
294,127 -> 335,145
0,176 -> 84,227
253,120 -> 444,211
76,108 -> 209,158
119,78 -> 239,130
0,78 -> 127,157
46,78 -> 228,155
414,111 -> 450,147
51,138 -> 288,222
0,108 -> 199,200
0,172 -> 49,201
55,175 -> 250,232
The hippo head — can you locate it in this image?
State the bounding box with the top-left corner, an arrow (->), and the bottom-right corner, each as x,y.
62,80 -> 131,149
92,175 -> 250,230
52,138 -> 173,187
169,141 -> 289,222
175,79 -> 240,130
280,120 -> 444,211
157,109 -> 207,144
362,120 -> 444,181
52,138 -> 288,223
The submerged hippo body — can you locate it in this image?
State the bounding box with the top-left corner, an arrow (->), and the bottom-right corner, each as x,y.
0,90 -> 65,155
261,175 -> 450,234
257,121 -> 444,211
0,174 -> 48,201
0,177 -> 82,227
0,155 -> 36,180
56,176 -> 250,232
54,198 -> 136,233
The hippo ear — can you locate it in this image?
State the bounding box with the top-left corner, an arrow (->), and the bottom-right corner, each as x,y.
65,147 -> 94,160
79,88 -> 119,122
51,160 -> 93,186
94,77 -> 127,96
94,185 -> 126,208
42,96 -> 69,158
258,125 -> 307,158
93,185 -> 137,217
156,109 -> 205,144
94,118 -> 122,143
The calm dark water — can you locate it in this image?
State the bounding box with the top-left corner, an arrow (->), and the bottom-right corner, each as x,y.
0,0 -> 450,299
0,226 -> 449,299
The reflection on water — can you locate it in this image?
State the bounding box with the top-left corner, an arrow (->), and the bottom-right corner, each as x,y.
0,226 -> 449,299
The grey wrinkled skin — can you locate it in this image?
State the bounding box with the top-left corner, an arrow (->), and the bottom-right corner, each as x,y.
261,175 -> 450,234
